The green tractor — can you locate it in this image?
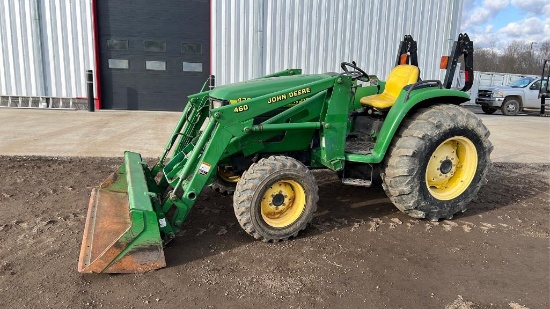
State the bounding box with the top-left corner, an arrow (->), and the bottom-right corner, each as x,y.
78,34 -> 492,273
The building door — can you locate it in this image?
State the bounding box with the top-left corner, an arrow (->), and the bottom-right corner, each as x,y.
97,0 -> 209,111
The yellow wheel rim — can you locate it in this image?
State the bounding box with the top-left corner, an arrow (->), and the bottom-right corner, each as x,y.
218,166 -> 241,183
260,180 -> 306,228
425,136 -> 478,200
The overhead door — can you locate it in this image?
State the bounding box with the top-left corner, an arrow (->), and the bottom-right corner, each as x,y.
97,0 -> 210,111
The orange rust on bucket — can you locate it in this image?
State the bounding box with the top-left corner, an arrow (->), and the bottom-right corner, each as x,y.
78,188 -> 165,273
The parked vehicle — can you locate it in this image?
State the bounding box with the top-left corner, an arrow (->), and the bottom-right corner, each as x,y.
476,76 -> 550,116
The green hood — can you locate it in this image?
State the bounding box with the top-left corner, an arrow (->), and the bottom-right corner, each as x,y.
209,74 -> 333,102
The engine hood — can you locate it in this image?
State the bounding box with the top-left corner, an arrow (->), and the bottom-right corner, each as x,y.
209,74 -> 334,102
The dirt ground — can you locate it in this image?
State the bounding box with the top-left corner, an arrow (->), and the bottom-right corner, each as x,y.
0,156 -> 548,309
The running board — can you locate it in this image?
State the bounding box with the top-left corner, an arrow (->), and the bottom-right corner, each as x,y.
341,178 -> 372,187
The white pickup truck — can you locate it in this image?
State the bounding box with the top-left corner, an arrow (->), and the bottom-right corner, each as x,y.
476,77 -> 550,115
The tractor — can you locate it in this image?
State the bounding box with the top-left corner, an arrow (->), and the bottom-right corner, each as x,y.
78,33 -> 492,273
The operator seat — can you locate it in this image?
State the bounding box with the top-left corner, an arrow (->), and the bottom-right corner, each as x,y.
360,65 -> 420,109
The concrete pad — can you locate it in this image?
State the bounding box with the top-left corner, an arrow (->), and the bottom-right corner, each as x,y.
0,107 -> 549,163
0,108 -> 180,158
466,106 -> 550,163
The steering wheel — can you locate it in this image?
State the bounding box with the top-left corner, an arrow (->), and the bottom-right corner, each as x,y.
340,62 -> 369,81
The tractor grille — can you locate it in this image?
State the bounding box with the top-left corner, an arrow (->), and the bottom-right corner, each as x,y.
477,90 -> 493,98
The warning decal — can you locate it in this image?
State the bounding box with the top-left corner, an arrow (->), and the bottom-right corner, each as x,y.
198,162 -> 212,176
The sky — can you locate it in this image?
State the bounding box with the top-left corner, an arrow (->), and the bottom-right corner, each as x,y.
461,0 -> 550,50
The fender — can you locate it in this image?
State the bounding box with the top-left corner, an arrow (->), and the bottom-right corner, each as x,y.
345,87 -> 470,164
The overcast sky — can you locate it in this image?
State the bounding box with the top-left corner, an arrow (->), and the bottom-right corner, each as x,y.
461,0 -> 550,50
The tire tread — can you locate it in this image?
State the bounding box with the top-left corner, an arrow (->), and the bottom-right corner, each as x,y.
382,104 -> 493,220
233,156 -> 318,241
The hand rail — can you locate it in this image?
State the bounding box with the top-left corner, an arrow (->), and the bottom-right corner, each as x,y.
404,80 -> 442,101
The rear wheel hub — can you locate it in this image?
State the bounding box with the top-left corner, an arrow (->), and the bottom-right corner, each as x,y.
440,159 -> 453,174
425,137 -> 478,200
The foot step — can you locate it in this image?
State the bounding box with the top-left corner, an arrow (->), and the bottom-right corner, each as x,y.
345,140 -> 374,155
342,178 -> 372,187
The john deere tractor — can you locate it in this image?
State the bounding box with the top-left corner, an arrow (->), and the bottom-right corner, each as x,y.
78,34 -> 492,273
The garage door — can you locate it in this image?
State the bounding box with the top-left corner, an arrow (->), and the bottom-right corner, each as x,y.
97,0 -> 210,111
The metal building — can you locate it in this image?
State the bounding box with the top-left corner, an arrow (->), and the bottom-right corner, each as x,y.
212,0 -> 464,86
0,0 -> 464,111
0,0 -> 94,108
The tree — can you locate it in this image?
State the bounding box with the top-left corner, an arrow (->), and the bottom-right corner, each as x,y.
474,40 -> 550,75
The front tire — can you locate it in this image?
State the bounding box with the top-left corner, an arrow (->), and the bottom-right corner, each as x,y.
382,104 -> 493,221
481,106 -> 497,114
233,156 -> 318,241
501,99 -> 520,116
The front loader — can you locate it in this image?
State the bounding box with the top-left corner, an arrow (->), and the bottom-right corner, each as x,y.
78,33 -> 492,273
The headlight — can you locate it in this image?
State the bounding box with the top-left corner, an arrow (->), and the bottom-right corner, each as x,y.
210,98 -> 224,109
493,91 -> 504,97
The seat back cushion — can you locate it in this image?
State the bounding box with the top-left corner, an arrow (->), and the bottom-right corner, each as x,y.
384,65 -> 420,99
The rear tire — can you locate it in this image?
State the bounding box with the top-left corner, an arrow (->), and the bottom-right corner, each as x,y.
233,156 -> 318,241
209,167 -> 241,195
381,104 -> 492,221
481,106 -> 497,114
501,99 -> 520,116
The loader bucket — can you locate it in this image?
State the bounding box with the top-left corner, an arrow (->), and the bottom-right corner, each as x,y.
78,152 -> 166,273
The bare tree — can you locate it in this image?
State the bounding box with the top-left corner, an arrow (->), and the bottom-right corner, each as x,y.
539,41 -> 550,61
474,49 -> 499,72
474,40 -> 550,75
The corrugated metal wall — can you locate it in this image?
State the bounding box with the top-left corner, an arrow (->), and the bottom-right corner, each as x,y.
0,0 -> 94,98
212,0 -> 464,86
1,0 -> 464,103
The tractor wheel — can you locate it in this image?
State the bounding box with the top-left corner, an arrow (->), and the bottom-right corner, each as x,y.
481,106 -> 497,114
501,99 -> 520,116
210,166 -> 241,195
233,156 -> 318,241
381,104 -> 492,221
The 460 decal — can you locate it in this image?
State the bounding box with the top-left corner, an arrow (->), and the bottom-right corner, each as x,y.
234,104 -> 249,113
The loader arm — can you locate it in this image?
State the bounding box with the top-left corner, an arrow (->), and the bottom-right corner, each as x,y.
79,70 -> 332,273
161,76 -> 346,231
